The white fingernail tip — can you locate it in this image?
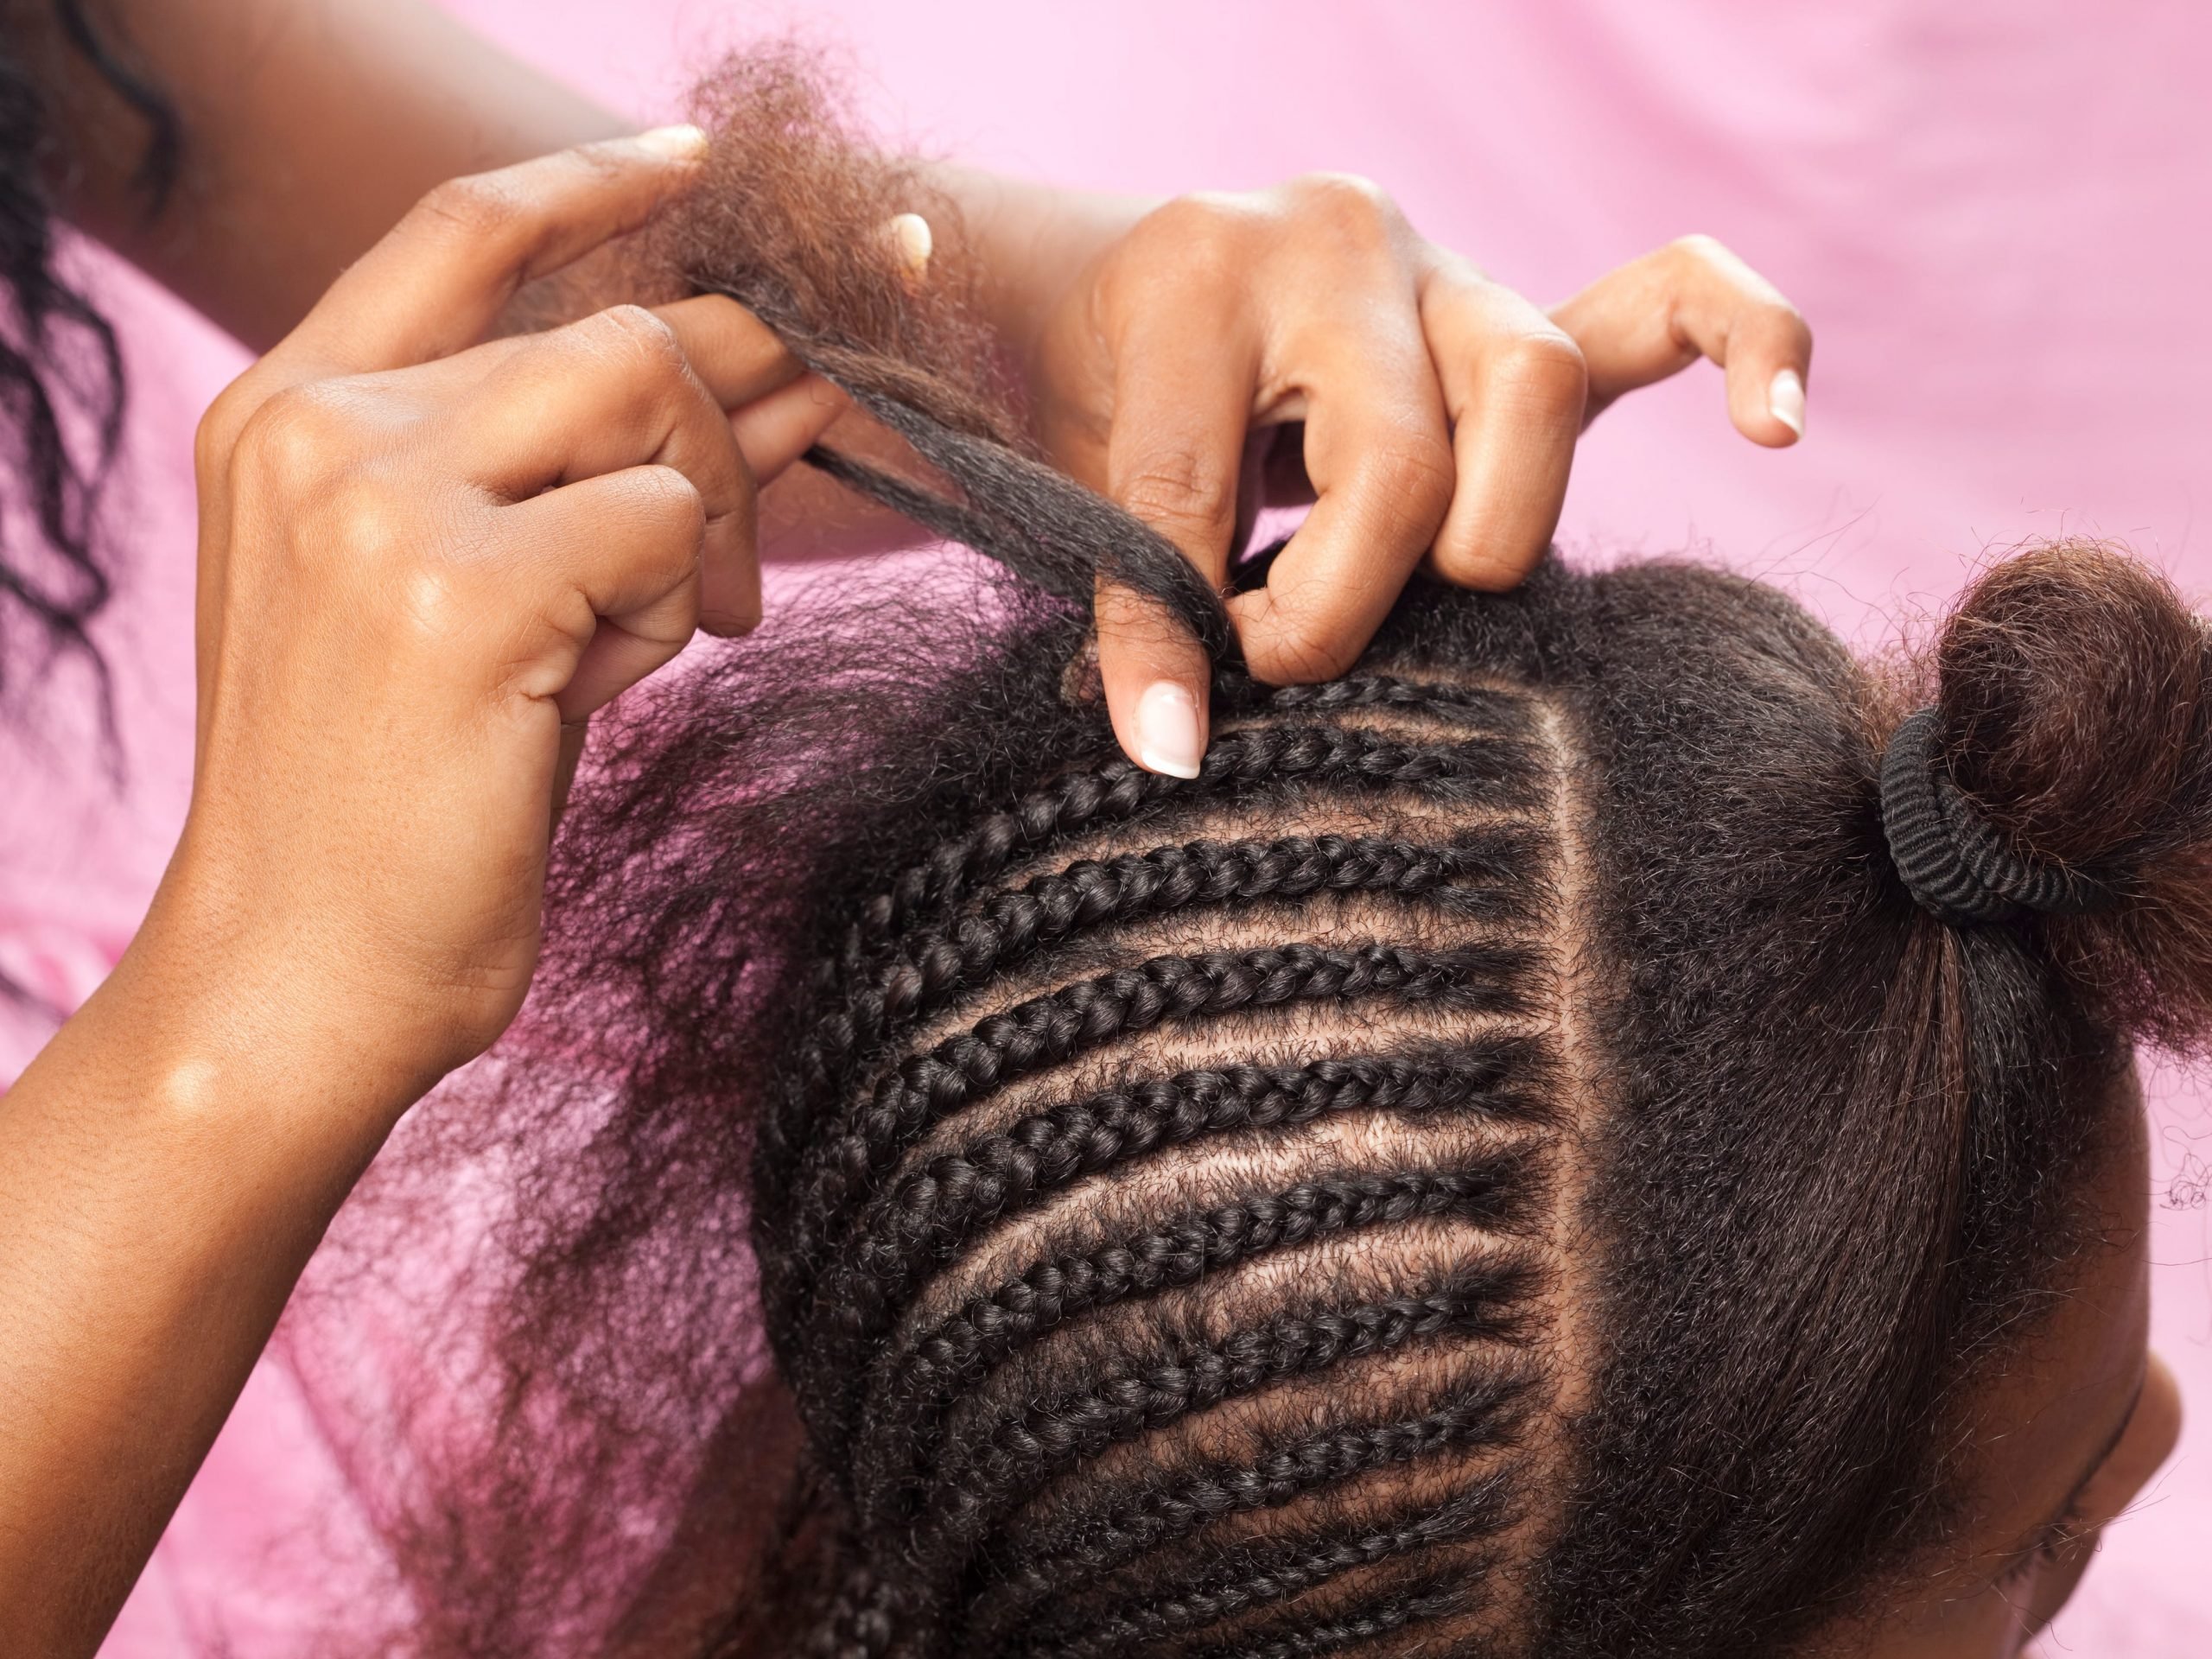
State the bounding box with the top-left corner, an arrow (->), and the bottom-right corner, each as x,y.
636,124 -> 709,161
887,212 -> 934,282
1769,368 -> 1807,438
1135,682 -> 1205,779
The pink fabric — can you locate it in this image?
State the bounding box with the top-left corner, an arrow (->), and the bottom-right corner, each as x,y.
0,0 -> 2196,1649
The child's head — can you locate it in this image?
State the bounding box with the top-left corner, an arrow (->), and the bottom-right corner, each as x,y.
705,546 -> 2185,1658
346,56 -> 2188,1659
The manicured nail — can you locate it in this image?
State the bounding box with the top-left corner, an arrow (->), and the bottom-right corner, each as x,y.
636,124 -> 709,162
887,212 -> 934,284
1769,368 -> 1807,438
1135,682 -> 1204,779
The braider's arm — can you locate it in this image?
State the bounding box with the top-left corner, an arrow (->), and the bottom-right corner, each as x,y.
16,0 -> 626,348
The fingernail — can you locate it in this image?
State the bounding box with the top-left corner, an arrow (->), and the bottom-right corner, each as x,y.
1768,368 -> 1807,438
887,212 -> 934,285
636,124 -> 709,162
1135,682 -> 1204,779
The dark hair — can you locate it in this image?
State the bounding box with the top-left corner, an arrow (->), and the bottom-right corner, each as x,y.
0,2 -> 176,687
0,3 -> 178,1012
315,51 -> 2212,1659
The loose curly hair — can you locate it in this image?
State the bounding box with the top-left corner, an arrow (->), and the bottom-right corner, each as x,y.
0,0 -> 176,709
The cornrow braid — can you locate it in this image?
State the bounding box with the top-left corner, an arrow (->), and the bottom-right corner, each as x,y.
881,1164 -> 1535,1413
866,830 -> 1541,1033
742,646 -> 1573,1658
798,726 -> 1543,1063
931,1271 -> 1538,1501
1017,1478 -> 1516,1659
899,1263 -> 1543,1628
756,717 -> 1548,1236
772,940 -> 1541,1339
1178,1580 -> 1481,1659
961,1376 -> 1539,1653
816,1045 -> 1553,1441
1220,673 -> 1540,728
847,1160 -> 1543,1522
1176,1574 -> 1486,1659
849,713 -> 1541,953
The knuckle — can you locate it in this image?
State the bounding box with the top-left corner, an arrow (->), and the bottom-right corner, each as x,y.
391,556 -> 471,645
633,463 -> 709,535
1114,442 -> 1239,539
1430,537 -> 1535,592
1263,613 -> 1363,684
411,172 -> 528,242
1492,327 -> 1590,418
1141,191 -> 1248,246
1365,435 -> 1459,529
1666,231 -> 1731,270
317,470 -> 424,574
1115,194 -> 1252,294
194,378 -> 264,480
229,382 -> 359,498
594,302 -> 683,358
1284,171 -> 1403,244
575,303 -> 691,391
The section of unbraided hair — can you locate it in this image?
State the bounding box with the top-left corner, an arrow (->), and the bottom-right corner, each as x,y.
652,43 -> 1229,659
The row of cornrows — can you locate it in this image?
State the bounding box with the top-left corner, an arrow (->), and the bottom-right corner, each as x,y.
753,675 -> 1573,1659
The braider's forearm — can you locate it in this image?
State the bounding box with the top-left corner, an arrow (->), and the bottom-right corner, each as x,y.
0,926 -> 417,1659
24,0 -> 626,348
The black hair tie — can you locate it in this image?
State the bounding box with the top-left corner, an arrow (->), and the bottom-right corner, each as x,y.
1878,707 -> 2110,925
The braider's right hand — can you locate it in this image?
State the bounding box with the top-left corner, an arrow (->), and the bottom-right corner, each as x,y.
156,130 -> 845,1121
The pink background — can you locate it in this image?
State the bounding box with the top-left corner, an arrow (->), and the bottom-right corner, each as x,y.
0,0 -> 2202,1650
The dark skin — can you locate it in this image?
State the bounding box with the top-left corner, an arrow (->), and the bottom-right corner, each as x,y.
0,3 -> 1815,1654
23,0 -> 1818,761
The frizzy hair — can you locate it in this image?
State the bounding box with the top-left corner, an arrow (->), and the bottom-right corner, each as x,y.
303,47 -> 2212,1659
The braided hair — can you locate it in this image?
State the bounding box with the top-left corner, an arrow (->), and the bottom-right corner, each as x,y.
323,48 -> 2212,1659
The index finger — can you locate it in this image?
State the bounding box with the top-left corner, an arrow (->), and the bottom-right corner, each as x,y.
278,128 -> 712,377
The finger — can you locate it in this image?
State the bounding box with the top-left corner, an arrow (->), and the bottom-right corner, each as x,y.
1095,301 -> 1262,775
432,305 -> 759,634
1226,320 -> 1455,684
728,372 -> 849,486
652,293 -> 807,407
1418,262 -> 1587,590
1551,234 -> 1813,446
282,128 -> 711,375
550,719 -> 589,836
653,292 -> 850,483
499,464 -> 714,721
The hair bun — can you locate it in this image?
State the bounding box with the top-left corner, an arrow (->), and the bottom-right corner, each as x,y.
1921,543 -> 2212,1044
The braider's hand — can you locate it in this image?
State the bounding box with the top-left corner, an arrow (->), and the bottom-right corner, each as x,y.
1011,179 -> 1810,776
164,131 -> 846,1112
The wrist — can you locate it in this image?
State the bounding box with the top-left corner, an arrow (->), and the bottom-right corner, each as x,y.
81,898 -> 441,1168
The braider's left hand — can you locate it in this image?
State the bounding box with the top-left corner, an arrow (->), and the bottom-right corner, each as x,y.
1009,178 -> 1810,777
